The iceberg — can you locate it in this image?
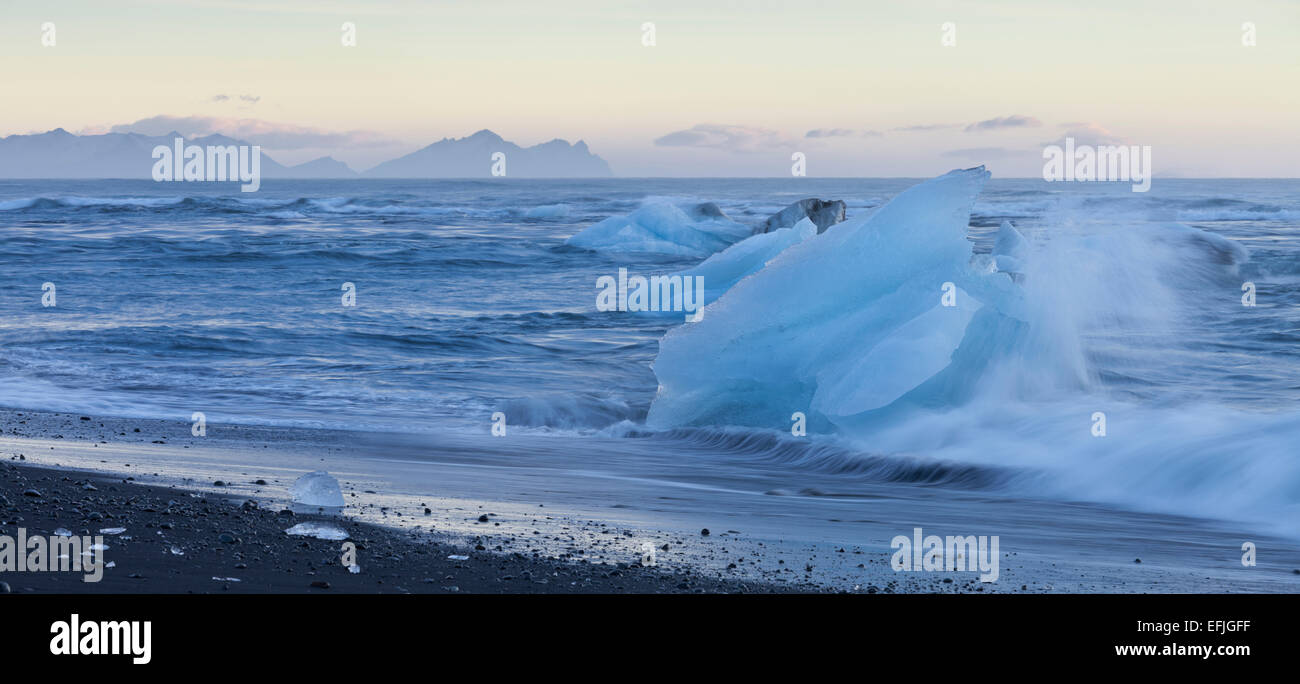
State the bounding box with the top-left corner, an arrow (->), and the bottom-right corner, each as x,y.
646,166 -> 1025,431
565,199 -> 752,257
284,522 -> 350,541
992,220 -> 1028,275
672,217 -> 818,305
758,198 -> 847,234
290,471 -> 345,514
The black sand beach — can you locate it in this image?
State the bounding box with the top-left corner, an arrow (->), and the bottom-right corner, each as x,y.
0,459 -> 801,594
3,409 -> 1298,595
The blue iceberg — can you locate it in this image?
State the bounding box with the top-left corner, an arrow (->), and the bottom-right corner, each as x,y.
646,166 -> 1025,431
566,199 -> 752,257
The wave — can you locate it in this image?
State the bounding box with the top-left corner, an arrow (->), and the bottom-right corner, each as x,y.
565,197 -> 754,256
496,393 -> 644,429
643,167 -> 1298,533
648,426 -> 1016,489
1174,206 -> 1300,222
522,203 -> 571,218
0,194 -> 504,219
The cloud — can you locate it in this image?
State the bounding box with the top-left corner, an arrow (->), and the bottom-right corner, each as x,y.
1049,122 -> 1128,146
805,128 -> 883,139
964,115 -> 1043,132
941,147 -> 1020,159
892,123 -> 961,132
212,94 -> 261,105
806,128 -> 855,138
107,115 -> 395,149
653,124 -> 795,152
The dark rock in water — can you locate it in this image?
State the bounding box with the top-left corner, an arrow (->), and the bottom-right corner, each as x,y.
310,580 -> 331,589
213,480 -> 226,487
21,489 -> 40,498
0,581 -> 10,593
477,514 -> 489,522
688,202 -> 730,221
254,479 -> 268,486
758,198 -> 846,235
1134,558 -> 1142,563
218,533 -> 236,544
700,528 -> 710,536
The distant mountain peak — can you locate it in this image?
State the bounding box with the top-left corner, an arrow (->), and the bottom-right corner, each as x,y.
287,156 -> 358,177
366,130 -> 612,178
0,127 -> 611,179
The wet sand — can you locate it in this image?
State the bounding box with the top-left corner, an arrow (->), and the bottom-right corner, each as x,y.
2,408 -> 1298,593
0,460 -> 792,594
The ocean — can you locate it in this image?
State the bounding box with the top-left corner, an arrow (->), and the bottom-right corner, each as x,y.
1,176 -> 1298,534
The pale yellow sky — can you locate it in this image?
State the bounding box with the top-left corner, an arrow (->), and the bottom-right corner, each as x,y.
1,0 -> 1296,176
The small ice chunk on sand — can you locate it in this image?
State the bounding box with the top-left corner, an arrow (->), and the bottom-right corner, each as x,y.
347,564 -> 361,574
169,546 -> 184,556
99,527 -> 126,535
290,470 -> 345,514
212,576 -> 241,582
54,528 -> 72,537
285,522 -> 349,541
447,554 -> 469,561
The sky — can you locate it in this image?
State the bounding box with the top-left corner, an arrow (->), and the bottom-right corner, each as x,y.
0,0 -> 1297,177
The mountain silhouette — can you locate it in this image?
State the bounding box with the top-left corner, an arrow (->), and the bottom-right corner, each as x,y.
0,128 -> 612,179
365,129 -> 611,178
